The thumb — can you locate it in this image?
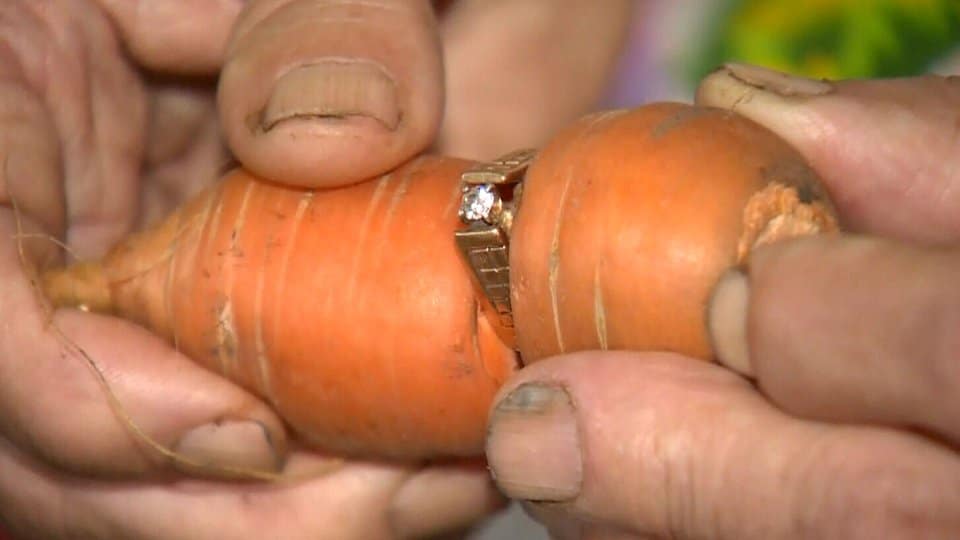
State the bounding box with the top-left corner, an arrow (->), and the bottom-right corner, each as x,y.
218,0 -> 443,187
695,64 -> 960,244
487,352 -> 960,539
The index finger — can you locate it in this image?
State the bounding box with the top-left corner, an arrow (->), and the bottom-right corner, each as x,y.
696,64 -> 960,244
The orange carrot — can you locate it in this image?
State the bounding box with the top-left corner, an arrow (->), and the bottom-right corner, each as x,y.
43,103 -> 838,459
45,156 -> 518,460
512,103 -> 838,363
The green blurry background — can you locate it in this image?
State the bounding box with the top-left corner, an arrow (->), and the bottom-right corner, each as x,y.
605,0 -> 960,106
693,0 -> 960,81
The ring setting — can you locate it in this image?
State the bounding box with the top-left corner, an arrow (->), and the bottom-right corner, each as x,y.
454,148 -> 536,349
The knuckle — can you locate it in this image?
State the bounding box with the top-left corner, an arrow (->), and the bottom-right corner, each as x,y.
654,427 -> 726,539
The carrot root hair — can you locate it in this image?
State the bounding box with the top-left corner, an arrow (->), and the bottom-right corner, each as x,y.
11,195 -> 340,483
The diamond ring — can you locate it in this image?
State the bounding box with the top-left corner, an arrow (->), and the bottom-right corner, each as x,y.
454,148 -> 536,349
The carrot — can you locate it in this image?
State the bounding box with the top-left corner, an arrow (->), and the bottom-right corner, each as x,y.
42,103 -> 838,460
44,156 -> 518,460
511,103 -> 838,363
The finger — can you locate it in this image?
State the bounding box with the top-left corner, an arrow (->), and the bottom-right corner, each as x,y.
0,38 -> 64,236
0,213 -> 286,478
522,503 -> 583,540
487,352 -> 960,539
577,527 -> 649,540
95,0 -> 244,74
0,443 -> 501,540
436,0 -> 633,159
529,508 -> 656,540
389,462 -> 506,539
526,503 -> 650,540
1,1 -> 147,257
219,0 -> 443,187
695,63 -> 960,244
0,444 -> 402,539
708,233 -> 960,444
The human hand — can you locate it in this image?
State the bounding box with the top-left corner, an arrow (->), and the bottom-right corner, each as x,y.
485,65 -> 960,539
0,1 -> 631,538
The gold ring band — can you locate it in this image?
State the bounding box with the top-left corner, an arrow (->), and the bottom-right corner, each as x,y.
454,149 -> 536,349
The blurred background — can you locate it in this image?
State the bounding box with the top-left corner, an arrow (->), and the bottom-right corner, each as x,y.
605,0 -> 960,107
474,0 -> 960,538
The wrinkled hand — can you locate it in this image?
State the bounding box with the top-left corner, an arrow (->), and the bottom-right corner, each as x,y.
485,66 -> 960,539
0,1 -> 630,538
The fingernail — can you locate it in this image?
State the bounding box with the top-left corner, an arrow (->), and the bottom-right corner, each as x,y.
390,468 -> 503,539
708,269 -> 753,376
724,63 -> 833,97
696,63 -> 833,113
263,60 -> 399,131
174,420 -> 281,474
486,383 -> 581,502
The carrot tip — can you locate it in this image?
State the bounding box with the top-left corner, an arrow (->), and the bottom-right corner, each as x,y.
42,261 -> 113,314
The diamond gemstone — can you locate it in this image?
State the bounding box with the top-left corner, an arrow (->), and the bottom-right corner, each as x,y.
461,184 -> 497,222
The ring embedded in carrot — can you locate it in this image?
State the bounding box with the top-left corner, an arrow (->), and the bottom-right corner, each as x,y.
42,103 -> 838,460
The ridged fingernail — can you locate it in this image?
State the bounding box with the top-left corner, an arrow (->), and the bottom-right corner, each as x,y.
486,383 -> 581,502
723,63 -> 833,97
263,59 -> 399,131
696,62 -> 834,114
708,269 -> 753,376
174,420 -> 280,474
